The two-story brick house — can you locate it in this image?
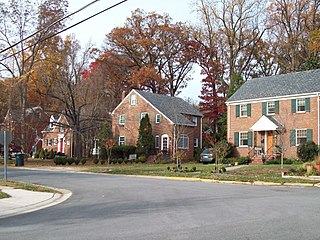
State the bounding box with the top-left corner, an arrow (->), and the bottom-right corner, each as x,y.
226,69 -> 320,163
112,90 -> 203,160
42,114 -> 73,156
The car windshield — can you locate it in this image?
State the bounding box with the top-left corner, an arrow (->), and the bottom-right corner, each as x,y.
202,148 -> 213,154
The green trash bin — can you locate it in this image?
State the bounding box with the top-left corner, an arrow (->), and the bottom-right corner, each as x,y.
15,153 -> 24,166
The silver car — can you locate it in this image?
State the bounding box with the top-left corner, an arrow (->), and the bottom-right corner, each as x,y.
200,148 -> 215,164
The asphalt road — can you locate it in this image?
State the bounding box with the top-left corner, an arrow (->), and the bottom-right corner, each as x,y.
0,168 -> 320,240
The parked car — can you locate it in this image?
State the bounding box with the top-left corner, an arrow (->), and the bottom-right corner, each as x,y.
200,148 -> 215,164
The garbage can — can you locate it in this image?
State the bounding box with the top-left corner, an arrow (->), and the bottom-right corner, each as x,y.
15,153 -> 24,167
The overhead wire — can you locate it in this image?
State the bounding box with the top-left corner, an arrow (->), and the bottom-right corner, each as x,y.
0,0 -> 102,54
0,0 -> 129,62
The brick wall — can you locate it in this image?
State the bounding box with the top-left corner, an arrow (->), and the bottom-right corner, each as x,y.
228,96 -> 319,159
112,91 -> 201,160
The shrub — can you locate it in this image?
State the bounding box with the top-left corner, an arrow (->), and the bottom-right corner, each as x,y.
47,149 -> 55,159
111,145 -> 136,159
194,148 -> 202,162
100,159 -> 106,165
265,158 -> 294,165
93,159 -> 99,164
138,155 -> 147,163
67,157 -> 75,165
192,166 -> 197,172
80,158 -> 87,165
34,149 -> 40,158
117,158 -> 124,164
222,158 -> 234,165
53,156 -> 67,165
39,148 -> 45,159
297,141 -> 318,162
74,159 -> 80,165
237,157 -> 250,165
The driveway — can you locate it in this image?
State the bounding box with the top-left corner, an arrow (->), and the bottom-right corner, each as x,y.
0,168 -> 320,240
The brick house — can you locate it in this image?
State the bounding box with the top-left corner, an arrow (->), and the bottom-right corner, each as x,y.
112,90 -> 203,160
42,114 -> 73,156
226,69 -> 320,163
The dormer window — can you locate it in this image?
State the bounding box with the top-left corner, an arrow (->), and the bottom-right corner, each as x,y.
130,94 -> 137,105
192,116 -> 197,126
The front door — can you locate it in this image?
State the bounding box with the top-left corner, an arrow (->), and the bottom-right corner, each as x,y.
267,131 -> 274,154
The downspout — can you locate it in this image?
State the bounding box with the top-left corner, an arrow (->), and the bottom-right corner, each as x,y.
227,104 -> 231,140
318,93 -> 320,149
200,117 -> 203,149
173,124 -> 176,159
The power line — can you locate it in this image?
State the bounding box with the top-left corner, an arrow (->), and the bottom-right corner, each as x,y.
0,0 -> 129,62
0,0 -> 102,55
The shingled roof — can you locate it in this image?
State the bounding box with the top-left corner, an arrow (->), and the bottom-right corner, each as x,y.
135,90 -> 203,125
226,69 -> 320,103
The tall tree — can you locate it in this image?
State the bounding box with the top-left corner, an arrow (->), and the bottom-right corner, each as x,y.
266,0 -> 320,72
195,0 -> 266,86
136,114 -> 154,156
105,9 -> 194,96
187,41 -> 226,140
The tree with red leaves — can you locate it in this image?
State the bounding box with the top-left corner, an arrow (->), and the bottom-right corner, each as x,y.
187,40 -> 227,144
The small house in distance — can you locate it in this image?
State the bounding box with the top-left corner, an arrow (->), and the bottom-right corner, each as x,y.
41,114 -> 73,156
112,89 -> 203,160
226,69 -> 320,164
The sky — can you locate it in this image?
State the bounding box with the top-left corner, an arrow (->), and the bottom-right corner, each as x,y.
65,0 -> 202,102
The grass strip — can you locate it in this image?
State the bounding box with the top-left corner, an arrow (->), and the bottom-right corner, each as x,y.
0,191 -> 10,199
85,164 -> 320,185
0,180 -> 56,193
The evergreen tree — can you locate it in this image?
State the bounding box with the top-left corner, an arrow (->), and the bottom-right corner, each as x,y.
137,114 -> 154,156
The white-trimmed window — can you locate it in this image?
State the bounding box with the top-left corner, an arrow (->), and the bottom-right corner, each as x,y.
140,112 -> 148,120
194,138 -> 199,147
130,94 -> 137,105
48,139 -> 52,146
59,126 -> 64,132
119,115 -> 126,125
240,104 -> 247,117
297,98 -> 306,112
155,114 -> 161,124
178,134 -> 189,149
119,136 -> 125,146
54,138 -> 58,145
155,136 -> 160,148
267,101 -> 275,115
296,129 -> 307,146
239,132 -> 248,147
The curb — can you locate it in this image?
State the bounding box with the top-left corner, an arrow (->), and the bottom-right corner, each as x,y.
0,186 -> 72,219
13,166 -> 319,188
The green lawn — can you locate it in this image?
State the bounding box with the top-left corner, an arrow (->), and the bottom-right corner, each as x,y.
0,191 -> 10,199
0,180 -> 56,193
85,163 -> 320,184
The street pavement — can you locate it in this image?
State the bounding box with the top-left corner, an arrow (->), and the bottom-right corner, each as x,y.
1,168 -> 320,240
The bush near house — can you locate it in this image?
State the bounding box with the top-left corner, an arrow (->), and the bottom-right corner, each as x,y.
297,141 -> 319,162
111,145 -> 136,159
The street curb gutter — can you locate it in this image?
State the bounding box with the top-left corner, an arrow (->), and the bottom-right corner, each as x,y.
0,187 -> 72,219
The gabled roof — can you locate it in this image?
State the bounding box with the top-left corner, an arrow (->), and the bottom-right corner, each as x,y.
250,115 -> 284,131
42,114 -> 62,132
115,90 -> 203,125
227,69 -> 320,103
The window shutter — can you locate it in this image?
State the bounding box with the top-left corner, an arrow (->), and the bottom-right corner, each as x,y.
290,129 -> 296,146
234,132 -> 239,147
307,129 -> 313,142
291,99 -> 296,113
305,98 -> 310,112
275,101 -> 279,114
236,105 -> 240,117
247,104 -> 251,117
262,102 -> 267,115
248,131 -> 253,147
